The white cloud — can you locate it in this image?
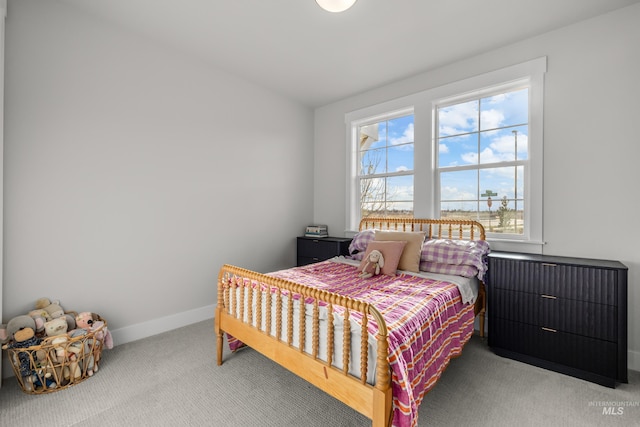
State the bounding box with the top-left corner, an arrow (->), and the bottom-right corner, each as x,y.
390,123 -> 414,146
480,109 -> 505,130
439,102 -> 477,135
459,133 -> 528,164
490,132 -> 528,157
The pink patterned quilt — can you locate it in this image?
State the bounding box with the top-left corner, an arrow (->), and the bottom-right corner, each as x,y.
223,260 -> 475,427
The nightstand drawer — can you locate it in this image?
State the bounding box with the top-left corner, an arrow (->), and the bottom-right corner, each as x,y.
297,237 -> 351,266
492,289 -> 617,341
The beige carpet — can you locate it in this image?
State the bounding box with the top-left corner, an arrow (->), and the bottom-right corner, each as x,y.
0,320 -> 638,426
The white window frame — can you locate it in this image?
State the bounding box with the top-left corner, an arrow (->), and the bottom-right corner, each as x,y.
346,57 -> 547,253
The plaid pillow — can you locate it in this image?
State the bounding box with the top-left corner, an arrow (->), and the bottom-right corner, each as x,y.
348,229 -> 375,255
420,239 -> 490,280
418,261 -> 479,278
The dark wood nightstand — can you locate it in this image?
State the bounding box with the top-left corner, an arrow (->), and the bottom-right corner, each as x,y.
487,251 -> 628,388
297,236 -> 352,266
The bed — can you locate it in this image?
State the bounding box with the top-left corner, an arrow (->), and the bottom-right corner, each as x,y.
214,218 -> 489,427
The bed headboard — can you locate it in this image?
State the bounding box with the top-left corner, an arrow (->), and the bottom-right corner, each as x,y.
358,217 -> 486,241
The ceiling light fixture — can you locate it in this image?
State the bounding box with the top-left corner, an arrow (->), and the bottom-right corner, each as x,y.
316,0 -> 357,13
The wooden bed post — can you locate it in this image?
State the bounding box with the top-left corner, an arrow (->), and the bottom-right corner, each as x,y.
369,306 -> 393,427
215,269 -> 225,366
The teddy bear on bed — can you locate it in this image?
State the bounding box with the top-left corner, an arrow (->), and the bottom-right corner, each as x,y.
358,249 -> 384,279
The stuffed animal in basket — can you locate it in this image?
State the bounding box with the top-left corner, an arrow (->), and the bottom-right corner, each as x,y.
44,317 -> 76,382
2,326 -> 42,391
76,312 -> 113,350
29,350 -> 58,390
35,298 -> 65,319
68,328 -> 96,376
358,249 -> 384,279
1,315 -> 36,344
44,317 -> 68,339
35,298 -> 76,331
26,309 -> 50,336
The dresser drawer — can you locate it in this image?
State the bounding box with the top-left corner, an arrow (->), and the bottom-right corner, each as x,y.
489,258 -> 618,305
491,289 -> 617,341
490,318 -> 617,379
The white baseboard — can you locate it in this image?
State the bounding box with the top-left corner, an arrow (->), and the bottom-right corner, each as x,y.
111,304 -> 216,346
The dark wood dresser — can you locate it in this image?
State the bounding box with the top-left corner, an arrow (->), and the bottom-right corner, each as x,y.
487,251 -> 628,387
297,236 -> 352,266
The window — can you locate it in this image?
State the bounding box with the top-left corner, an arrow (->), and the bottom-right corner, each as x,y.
358,112 -> 415,219
346,58 -> 546,251
436,86 -> 528,235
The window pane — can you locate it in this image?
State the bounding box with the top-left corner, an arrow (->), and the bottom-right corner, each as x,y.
388,145 -> 413,172
438,134 -> 478,167
479,125 -> 529,164
360,175 -> 414,218
440,169 -> 478,203
480,88 -> 528,130
362,203 -> 386,219
388,115 -> 414,145
360,177 -> 385,204
387,175 -> 413,202
479,167 -> 524,235
360,148 -> 385,175
438,100 -> 478,137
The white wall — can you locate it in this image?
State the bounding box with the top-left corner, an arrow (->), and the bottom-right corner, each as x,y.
314,4 -> 640,371
2,0 -> 313,358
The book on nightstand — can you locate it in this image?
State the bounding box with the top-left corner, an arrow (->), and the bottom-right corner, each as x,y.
304,225 -> 328,237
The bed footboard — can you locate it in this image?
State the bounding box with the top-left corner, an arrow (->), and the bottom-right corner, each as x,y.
215,264 -> 393,427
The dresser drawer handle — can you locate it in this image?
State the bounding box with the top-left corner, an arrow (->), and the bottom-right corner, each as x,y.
541,263 -> 557,267
541,327 -> 557,333
540,294 -> 557,299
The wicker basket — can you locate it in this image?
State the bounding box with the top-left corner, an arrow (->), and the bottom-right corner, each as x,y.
3,316 -> 107,394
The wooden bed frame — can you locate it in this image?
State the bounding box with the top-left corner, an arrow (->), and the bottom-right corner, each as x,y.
215,218 -> 486,427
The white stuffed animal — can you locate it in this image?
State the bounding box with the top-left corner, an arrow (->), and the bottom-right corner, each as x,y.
358,249 -> 384,278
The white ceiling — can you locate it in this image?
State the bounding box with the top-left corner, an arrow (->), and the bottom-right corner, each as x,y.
58,0 -> 640,107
